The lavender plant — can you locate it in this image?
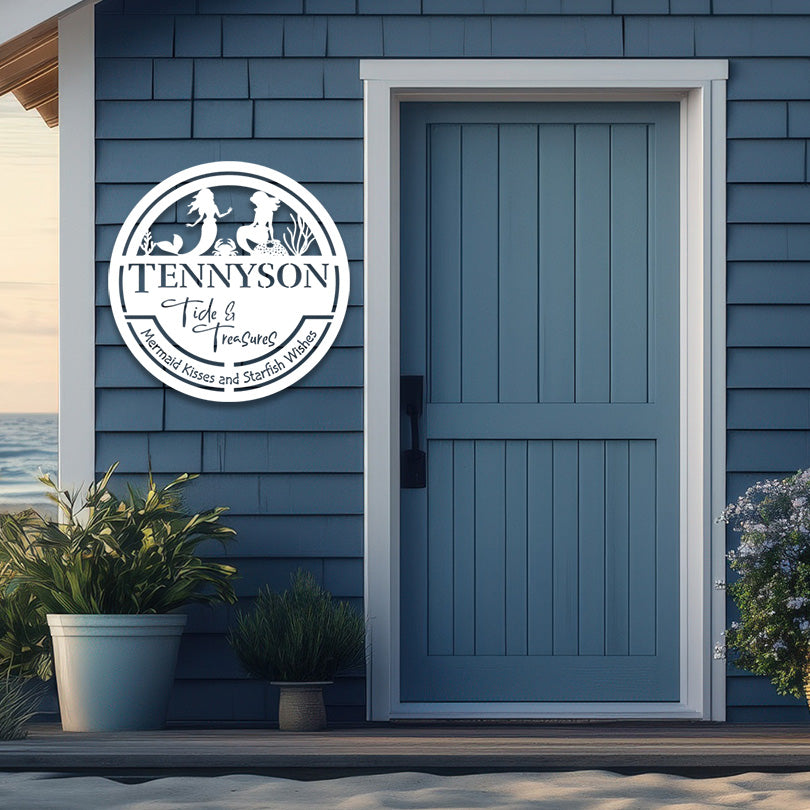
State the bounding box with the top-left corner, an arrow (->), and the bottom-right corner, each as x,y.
721,469 -> 810,698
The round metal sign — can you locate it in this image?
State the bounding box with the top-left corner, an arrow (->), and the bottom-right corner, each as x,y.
108,161 -> 350,402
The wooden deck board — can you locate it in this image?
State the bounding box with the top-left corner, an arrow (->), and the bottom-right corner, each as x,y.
2,724 -> 810,777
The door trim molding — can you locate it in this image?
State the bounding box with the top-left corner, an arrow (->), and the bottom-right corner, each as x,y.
362,59 -> 728,722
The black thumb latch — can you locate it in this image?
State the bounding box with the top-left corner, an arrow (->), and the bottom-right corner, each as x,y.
401,375 -> 426,489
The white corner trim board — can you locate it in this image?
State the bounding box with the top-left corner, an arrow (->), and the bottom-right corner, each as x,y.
58,3 -> 95,494
362,59 -> 728,722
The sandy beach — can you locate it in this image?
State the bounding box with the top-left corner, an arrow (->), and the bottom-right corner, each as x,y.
2,770 -> 810,809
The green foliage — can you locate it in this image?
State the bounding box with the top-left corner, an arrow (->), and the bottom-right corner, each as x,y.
0,585 -> 51,681
0,675 -> 46,740
0,465 -> 238,616
229,569 -> 365,683
722,469 -> 810,699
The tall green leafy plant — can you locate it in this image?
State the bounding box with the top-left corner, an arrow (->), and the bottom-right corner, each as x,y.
0,675 -> 46,740
0,511 -> 54,739
0,586 -> 50,680
229,570 -> 364,682
0,583 -> 51,739
0,465 -> 238,615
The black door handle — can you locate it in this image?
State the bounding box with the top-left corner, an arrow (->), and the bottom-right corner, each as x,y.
401,375 -> 426,489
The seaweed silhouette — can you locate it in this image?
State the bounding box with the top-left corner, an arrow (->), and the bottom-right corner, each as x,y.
283,213 -> 315,256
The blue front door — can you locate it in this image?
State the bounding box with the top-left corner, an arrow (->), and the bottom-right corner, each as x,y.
400,102 -> 680,704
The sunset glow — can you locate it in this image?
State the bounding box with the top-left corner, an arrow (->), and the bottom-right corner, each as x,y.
0,93 -> 58,413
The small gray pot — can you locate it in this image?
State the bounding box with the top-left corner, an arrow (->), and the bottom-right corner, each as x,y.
271,681 -> 332,731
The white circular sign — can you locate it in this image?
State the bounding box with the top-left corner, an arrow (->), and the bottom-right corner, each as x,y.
108,162 -> 350,402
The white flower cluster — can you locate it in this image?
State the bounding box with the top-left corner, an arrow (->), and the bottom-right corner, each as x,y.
721,470 -> 810,571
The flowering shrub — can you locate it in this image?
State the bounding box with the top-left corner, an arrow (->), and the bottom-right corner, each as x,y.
721,469 -> 810,699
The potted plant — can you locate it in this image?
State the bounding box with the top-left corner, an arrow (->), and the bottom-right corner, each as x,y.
721,468 -> 810,705
0,465 -> 237,731
228,569 -> 364,731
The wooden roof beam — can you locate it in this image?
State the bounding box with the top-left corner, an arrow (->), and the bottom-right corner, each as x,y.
36,98 -> 58,128
12,65 -> 59,110
0,20 -> 59,128
0,37 -> 58,97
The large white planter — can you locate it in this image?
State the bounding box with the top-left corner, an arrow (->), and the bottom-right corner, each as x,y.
47,614 -> 186,732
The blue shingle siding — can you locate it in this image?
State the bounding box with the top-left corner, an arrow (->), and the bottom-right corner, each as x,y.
490,16 -> 623,56
249,58 -> 324,97
95,14 -> 175,57
728,348 -> 810,389
728,59 -> 810,99
727,101 -> 787,139
153,58 -> 194,99
174,15 -> 222,57
306,0 -> 355,14
559,0 -> 612,14
669,0 -> 710,13
728,262 -> 810,303
222,16 -> 284,57
728,390 -> 810,430
97,58 -> 153,99
623,17 -> 695,57
789,102 -> 810,138
728,185 -> 810,223
194,58 -> 250,97
96,100 -> 192,138
96,0 -> 810,724
695,17 -> 810,57
193,100 -> 254,137
284,16 -> 328,56
614,0 -> 668,14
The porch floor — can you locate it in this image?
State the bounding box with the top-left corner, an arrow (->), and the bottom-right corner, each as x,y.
2,722 -> 810,778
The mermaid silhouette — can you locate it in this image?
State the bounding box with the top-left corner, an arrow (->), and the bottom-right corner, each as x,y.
186,189 -> 231,253
236,191 -> 285,255
154,188 -> 231,255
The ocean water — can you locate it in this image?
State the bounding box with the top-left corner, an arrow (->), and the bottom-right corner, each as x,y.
0,413 -> 58,513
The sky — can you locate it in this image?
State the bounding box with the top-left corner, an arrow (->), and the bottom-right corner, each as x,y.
0,93 -> 58,413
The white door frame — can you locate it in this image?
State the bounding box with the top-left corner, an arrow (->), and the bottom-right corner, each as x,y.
362,59 -> 728,721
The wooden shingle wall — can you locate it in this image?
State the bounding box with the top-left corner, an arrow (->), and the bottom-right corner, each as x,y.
95,0 -> 810,723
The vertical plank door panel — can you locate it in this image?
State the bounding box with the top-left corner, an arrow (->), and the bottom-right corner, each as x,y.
499,125 -> 539,403
539,126 -> 576,403
527,439 -> 554,656
474,440 -> 506,655
575,125 -> 611,404
611,125 -> 649,404
629,439 -> 657,656
605,439 -> 631,656
461,125 -> 499,403
427,440 -> 454,655
453,440 -> 476,655
553,440 -> 579,656
430,124 -> 462,403
505,439 -> 528,655
578,440 -> 606,655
